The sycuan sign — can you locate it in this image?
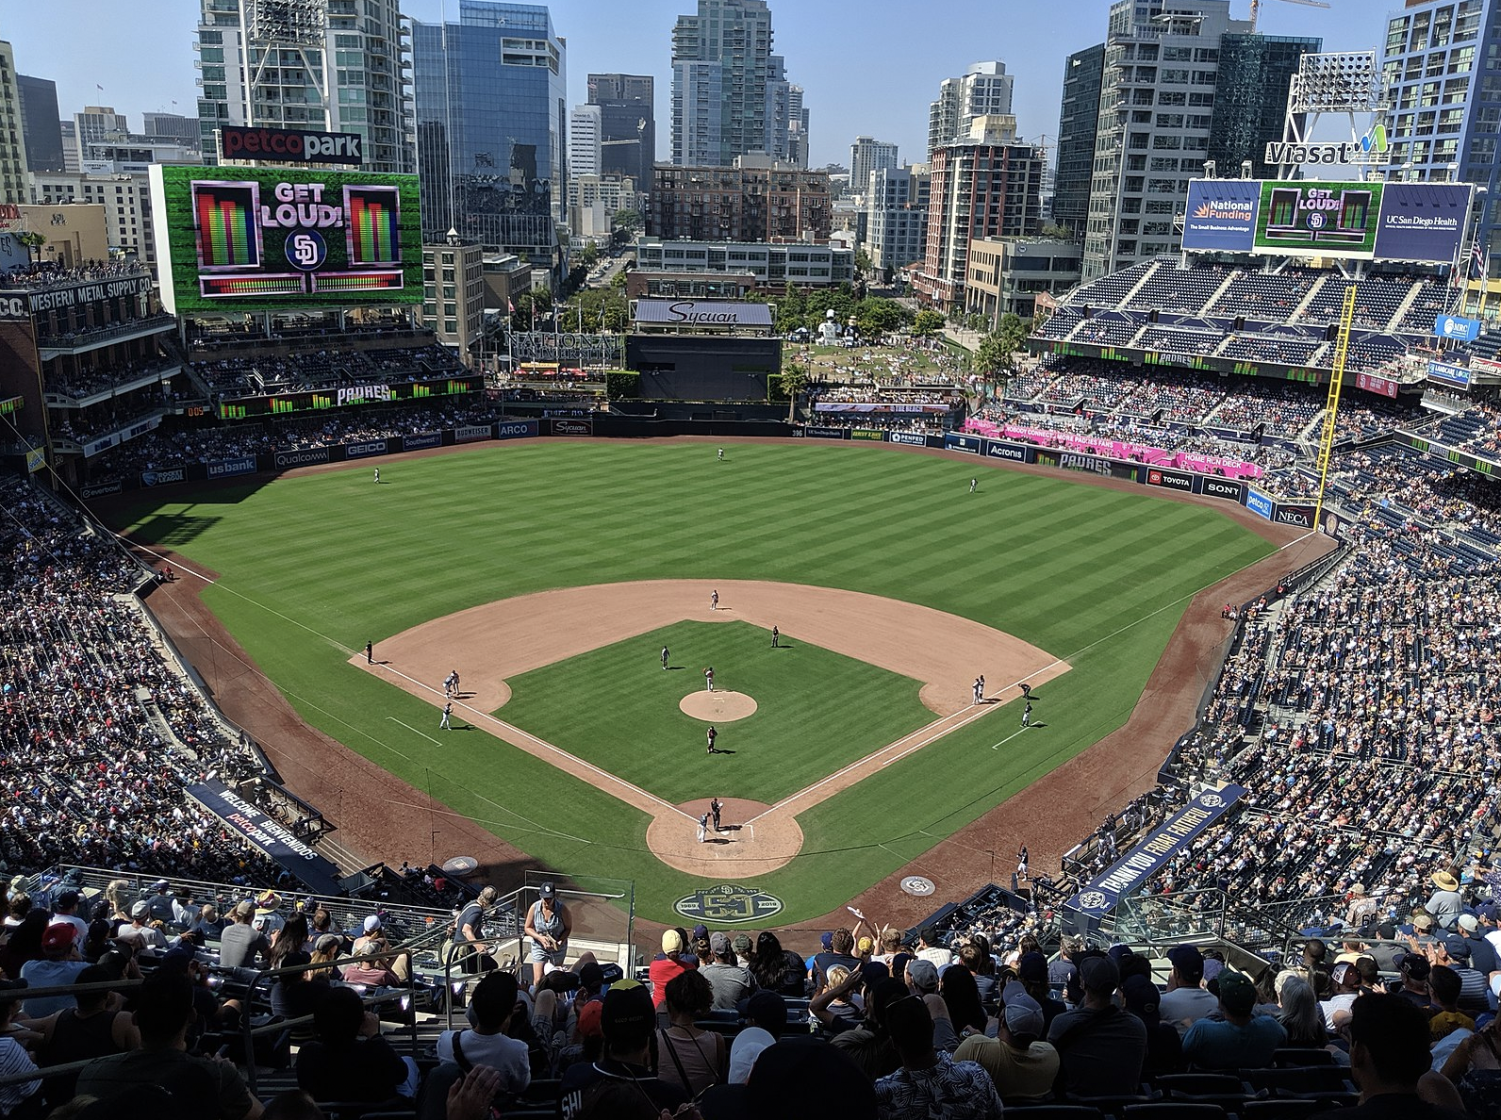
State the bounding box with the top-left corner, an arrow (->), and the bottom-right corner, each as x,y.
633,299 -> 774,328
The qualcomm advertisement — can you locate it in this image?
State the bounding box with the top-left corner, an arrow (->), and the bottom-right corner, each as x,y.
1183,179 -> 1472,264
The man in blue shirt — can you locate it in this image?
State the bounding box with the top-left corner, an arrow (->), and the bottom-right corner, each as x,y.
1182,970 -> 1287,1071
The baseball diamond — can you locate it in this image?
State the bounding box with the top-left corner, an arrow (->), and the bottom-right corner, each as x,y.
113,437 -> 1307,924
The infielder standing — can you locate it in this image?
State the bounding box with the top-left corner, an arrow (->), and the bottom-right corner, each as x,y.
707,726 -> 718,754
705,667 -> 714,692
1021,701 -> 1032,728
365,641 -> 373,664
771,625 -> 779,648
711,798 -> 723,831
440,701 -> 453,730
710,589 -> 719,611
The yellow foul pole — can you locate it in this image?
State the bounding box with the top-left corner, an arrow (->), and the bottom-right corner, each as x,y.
1313,284 -> 1358,531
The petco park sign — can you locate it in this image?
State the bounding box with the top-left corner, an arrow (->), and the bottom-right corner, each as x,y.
221,125 -> 363,166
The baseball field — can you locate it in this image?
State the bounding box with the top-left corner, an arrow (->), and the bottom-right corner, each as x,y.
114,439 -> 1276,924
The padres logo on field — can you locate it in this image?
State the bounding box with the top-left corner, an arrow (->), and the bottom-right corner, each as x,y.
675,884 -> 783,924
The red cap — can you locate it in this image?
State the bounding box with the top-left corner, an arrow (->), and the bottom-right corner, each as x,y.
42,923 -> 78,953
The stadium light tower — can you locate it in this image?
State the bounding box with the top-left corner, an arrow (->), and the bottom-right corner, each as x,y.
1274,51 -> 1389,180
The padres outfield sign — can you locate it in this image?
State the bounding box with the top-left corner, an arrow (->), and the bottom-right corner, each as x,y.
675,884 -> 784,924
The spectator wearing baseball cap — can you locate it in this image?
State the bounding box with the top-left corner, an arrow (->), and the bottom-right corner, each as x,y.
1016,951 -> 1067,1032
701,932 -> 757,1010
1123,972 -> 1186,1078
1455,913 -> 1497,976
50,890 -> 90,943
731,933 -> 753,968
953,979 -> 1059,1099
1320,960 -> 1364,1030
902,958 -> 960,1054
217,899 -> 270,971
20,923 -> 88,1018
874,989 -> 1002,1119
113,902 -> 168,957
914,925 -> 953,971
1182,970 -> 1287,1071
1432,935 -> 1489,1015
558,982 -> 689,1117
1395,953 -> 1437,1013
649,930 -> 697,1011
1047,955 -> 1147,1097
1158,943 -> 1217,1036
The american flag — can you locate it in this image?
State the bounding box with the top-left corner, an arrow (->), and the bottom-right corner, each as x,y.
1472,239 -> 1488,280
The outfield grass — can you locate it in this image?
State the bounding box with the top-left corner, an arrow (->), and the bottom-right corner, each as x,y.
115,440 -> 1274,922
498,621 -> 933,805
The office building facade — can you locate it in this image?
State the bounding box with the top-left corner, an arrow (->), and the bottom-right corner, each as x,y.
30,169 -> 159,268
17,75 -> 64,174
193,0 -> 410,173
588,73 -> 655,188
865,165 -> 929,274
648,161 -> 831,242
570,104 -> 602,178
1208,33 -> 1320,180
1079,0 -> 1251,281
412,1 -> 567,270
1053,44 -> 1104,235
635,236 -> 853,289
0,44 -> 29,205
1381,0 -> 1501,273
929,62 -> 1015,159
965,237 -> 1082,323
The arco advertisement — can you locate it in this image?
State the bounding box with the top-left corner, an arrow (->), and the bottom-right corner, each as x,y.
150,166 -> 423,313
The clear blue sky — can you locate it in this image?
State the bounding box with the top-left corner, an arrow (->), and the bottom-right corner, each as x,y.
5,0 -> 1389,168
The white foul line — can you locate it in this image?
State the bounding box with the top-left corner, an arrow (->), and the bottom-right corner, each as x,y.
388,717 -> 443,746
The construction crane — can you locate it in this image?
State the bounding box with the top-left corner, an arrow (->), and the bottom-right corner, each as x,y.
1249,0 -> 1331,32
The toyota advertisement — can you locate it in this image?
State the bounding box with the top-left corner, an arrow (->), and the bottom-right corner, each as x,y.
150,166 -> 423,314
1182,179 -> 1472,264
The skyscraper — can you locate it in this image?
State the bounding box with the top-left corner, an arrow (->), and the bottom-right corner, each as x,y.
672,0 -> 802,167
588,73 -> 655,188
1052,45 -> 1104,236
0,43 -> 27,205
412,1 -> 567,268
928,62 -> 1015,160
17,74 -> 64,174
192,0 -> 410,173
1074,0 -> 1277,280
1382,0 -> 1501,274
570,104 -> 603,179
849,137 -> 899,197
866,165 -> 930,276
1208,34 -> 1320,180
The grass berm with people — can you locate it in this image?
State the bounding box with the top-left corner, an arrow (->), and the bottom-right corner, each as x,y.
112,439 -> 1273,923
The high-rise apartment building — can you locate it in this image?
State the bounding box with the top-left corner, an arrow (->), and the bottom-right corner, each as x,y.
913,116 -> 1043,312
1052,45 -> 1104,235
928,62 -> 1015,160
865,165 -> 930,275
1076,0 -> 1263,281
193,0 -> 411,173
671,0 -> 803,167
588,73 -> 655,189
1382,0 -> 1501,273
1208,34 -> 1320,180
58,122 -> 79,173
17,75 -> 65,174
648,162 -> 830,242
570,104 -> 602,179
849,137 -> 899,197
0,43 -> 27,206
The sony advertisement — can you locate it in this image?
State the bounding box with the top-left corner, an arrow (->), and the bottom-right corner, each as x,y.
150,166 -> 423,314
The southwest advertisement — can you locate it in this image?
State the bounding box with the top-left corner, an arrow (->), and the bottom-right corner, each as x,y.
150,166 -> 423,314
1183,179 -> 1472,265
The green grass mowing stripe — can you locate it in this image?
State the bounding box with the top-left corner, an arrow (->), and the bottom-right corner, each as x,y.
122,441 -> 1273,922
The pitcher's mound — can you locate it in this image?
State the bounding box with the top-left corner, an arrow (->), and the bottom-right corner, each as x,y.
680,690 -> 758,722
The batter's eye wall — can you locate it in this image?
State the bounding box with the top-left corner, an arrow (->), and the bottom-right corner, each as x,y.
624,335 -> 780,401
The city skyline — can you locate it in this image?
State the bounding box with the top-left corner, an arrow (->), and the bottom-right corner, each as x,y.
5,0 -> 1385,170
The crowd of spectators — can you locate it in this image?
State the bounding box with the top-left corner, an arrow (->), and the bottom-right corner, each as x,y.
0,477 -> 286,887
191,344 -> 463,399
1,260 -> 148,291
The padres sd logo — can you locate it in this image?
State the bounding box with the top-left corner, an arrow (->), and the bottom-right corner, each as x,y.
674,884 -> 783,925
